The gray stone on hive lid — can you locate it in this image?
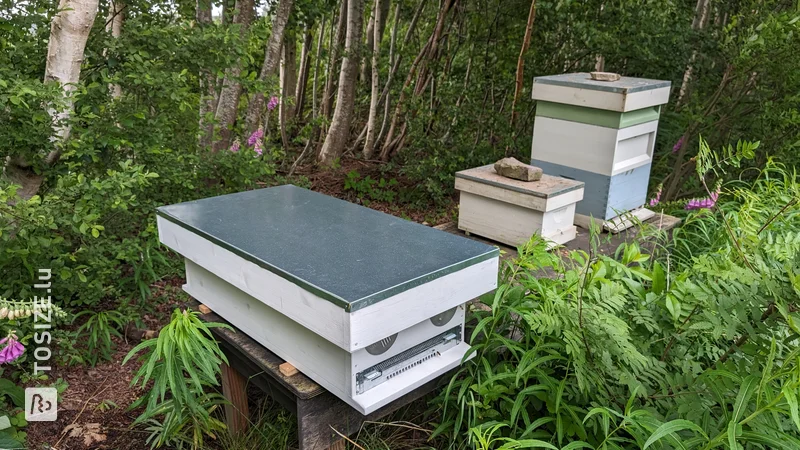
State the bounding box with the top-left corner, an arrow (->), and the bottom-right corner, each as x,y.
493,157 -> 543,182
590,71 -> 621,82
156,185 -> 497,311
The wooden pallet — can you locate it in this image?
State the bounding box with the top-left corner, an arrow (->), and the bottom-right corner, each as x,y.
198,305 -> 449,450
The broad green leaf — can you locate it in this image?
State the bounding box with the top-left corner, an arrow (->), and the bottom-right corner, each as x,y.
643,419 -> 707,449
0,379 -> 24,407
560,442 -> 594,450
783,385 -> 800,432
732,376 -> 759,423
740,431 -> 797,450
651,262 -> 666,294
0,431 -> 23,450
511,440 -> 558,449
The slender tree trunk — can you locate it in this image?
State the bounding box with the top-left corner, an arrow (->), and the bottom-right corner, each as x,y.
221,0 -> 234,24
677,0 -> 711,106
289,17 -> 327,176
510,0 -> 535,126
211,0 -> 256,152
244,0 -> 294,134
360,7 -> 374,84
322,0 -> 348,123
413,0 -> 456,96
380,0 -> 454,160
294,26 -> 313,122
317,0 -> 364,165
363,0 -> 386,158
359,0 -> 388,83
312,18 -> 326,120
197,0 -> 216,148
106,0 -> 124,99
5,0 -> 99,200
375,2 -> 400,149
351,0 -> 426,153
280,30 -> 298,125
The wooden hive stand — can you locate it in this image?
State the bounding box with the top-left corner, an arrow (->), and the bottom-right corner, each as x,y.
198,305 -> 449,450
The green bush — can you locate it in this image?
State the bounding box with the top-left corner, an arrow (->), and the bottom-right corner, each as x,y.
124,309 -> 232,449
435,156 -> 800,448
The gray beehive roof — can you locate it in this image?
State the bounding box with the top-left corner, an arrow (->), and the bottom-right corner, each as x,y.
157,185 -> 498,311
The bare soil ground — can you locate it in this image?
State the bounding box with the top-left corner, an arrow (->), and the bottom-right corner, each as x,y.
25,281 -> 188,450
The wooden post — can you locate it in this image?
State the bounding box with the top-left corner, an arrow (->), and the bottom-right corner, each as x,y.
220,363 -> 250,434
327,440 -> 346,450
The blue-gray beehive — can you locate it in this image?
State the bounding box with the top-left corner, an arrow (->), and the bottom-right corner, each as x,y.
531,72 -> 671,223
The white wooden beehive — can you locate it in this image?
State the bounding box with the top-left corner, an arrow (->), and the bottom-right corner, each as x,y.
156,185 -> 499,414
530,73 -> 671,223
455,164 -> 585,247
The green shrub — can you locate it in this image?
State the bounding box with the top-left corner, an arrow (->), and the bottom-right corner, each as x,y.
435,154 -> 800,448
124,309 -> 232,449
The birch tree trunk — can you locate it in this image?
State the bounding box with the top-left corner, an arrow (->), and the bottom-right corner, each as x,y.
360,8 -> 374,85
244,0 -> 294,135
197,0 -> 216,148
352,0 -> 425,153
294,26 -> 313,122
375,2 -> 400,148
280,30 -> 298,125
510,0 -> 535,126
322,0 -> 348,123
380,0 -> 453,160
317,0 -> 364,165
5,0 -> 99,200
106,0 -> 124,99
361,0 -> 390,85
362,0 -> 386,159
288,17 -> 327,176
677,0 -> 711,106
211,0 -> 256,152
312,18 -> 326,120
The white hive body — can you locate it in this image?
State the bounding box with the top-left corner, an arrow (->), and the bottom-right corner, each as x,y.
530,73 -> 671,227
156,185 -> 499,414
455,165 -> 585,248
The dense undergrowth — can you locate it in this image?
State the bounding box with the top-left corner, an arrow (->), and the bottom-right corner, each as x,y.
433,158 -> 800,449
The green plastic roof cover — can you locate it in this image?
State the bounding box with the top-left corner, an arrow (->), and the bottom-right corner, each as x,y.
157,185 -> 498,311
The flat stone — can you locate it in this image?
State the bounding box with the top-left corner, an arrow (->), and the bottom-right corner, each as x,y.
493,157 -> 543,182
590,71 -> 621,82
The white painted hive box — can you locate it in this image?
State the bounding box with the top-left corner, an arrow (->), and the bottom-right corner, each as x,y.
156,185 -> 499,414
530,72 -> 671,221
455,164 -> 585,247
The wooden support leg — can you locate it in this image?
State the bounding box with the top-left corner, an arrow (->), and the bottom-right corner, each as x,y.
327,440 -> 346,450
220,363 -> 250,434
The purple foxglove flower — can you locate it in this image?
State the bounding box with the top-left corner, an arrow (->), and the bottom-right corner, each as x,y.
247,128 -> 264,146
649,185 -> 662,207
229,139 -> 240,153
267,96 -> 279,111
672,136 -> 684,154
0,335 -> 24,364
254,140 -> 263,156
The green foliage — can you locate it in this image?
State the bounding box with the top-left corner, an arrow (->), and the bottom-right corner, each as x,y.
343,170 -> 399,204
218,400 -> 296,450
435,157 -> 800,449
0,379 -> 26,446
123,309 -> 232,449
74,309 -> 129,366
